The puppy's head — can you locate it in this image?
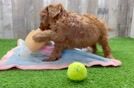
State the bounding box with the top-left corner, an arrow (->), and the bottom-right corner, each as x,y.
39,3 -> 64,31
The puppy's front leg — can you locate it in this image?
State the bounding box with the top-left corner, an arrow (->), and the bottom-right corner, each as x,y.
47,44 -> 64,61
32,30 -> 54,42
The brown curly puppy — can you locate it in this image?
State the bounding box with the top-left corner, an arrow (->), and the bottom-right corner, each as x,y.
33,3 -> 115,61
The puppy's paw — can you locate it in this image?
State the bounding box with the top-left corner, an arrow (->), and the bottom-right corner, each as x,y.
43,54 -> 60,61
32,35 -> 44,42
106,54 -> 115,59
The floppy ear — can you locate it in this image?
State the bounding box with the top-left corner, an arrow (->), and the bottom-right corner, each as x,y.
40,6 -> 48,17
48,4 -> 64,18
39,7 -> 49,31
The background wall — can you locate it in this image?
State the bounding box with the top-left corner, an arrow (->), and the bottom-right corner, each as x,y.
0,0 -> 134,39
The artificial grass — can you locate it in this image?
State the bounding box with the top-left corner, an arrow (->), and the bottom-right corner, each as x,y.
0,37 -> 134,88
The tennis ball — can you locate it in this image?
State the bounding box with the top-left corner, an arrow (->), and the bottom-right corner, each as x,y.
67,62 -> 87,81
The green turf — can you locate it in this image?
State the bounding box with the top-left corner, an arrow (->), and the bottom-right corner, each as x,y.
0,37 -> 134,88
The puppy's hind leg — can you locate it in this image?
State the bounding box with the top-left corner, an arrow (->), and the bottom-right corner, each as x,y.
99,36 -> 114,59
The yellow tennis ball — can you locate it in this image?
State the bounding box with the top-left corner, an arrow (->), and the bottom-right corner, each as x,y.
67,62 -> 87,81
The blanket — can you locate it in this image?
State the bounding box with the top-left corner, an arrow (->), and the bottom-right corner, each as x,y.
0,39 -> 121,70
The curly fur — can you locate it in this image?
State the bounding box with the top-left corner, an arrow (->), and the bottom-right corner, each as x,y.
33,3 -> 114,61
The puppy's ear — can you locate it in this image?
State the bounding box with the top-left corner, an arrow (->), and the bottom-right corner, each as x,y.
39,7 -> 49,31
48,4 -> 64,18
40,6 -> 48,17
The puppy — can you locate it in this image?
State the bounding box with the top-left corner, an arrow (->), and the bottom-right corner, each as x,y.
33,3 -> 114,61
